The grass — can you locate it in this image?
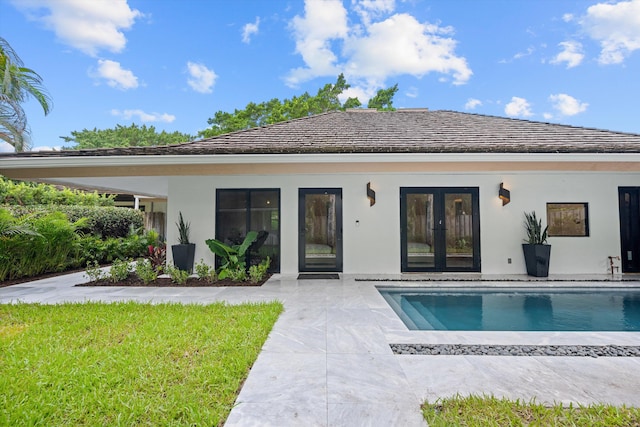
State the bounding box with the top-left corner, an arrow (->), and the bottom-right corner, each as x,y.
0,301 -> 283,426
423,394 -> 640,426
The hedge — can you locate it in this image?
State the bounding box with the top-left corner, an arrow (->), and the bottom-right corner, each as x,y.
0,177 -> 114,206
4,205 -> 144,238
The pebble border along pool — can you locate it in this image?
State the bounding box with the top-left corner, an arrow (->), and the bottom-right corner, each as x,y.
391,344 -> 640,357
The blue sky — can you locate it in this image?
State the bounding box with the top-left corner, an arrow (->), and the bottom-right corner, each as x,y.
1,0 -> 639,152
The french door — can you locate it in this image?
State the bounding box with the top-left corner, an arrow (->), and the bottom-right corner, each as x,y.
299,188 -> 343,272
401,187 -> 480,272
619,187 -> 640,273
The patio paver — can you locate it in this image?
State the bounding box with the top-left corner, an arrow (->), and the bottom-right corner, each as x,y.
2,272 -> 640,426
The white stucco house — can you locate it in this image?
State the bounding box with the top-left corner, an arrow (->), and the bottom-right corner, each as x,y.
2,109 -> 640,276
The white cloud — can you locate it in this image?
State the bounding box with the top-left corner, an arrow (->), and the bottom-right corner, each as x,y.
30,145 -> 61,152
287,0 -> 349,85
550,41 -> 584,68
0,142 -> 15,153
186,62 -> 217,94
580,0 -> 640,64
286,0 -> 472,94
563,13 -> 574,23
505,97 -> 533,117
242,17 -> 260,43
353,0 -> 396,26
111,109 -> 175,123
405,86 -> 419,98
549,93 -> 588,116
93,59 -> 138,90
11,0 -> 142,56
465,98 -> 482,110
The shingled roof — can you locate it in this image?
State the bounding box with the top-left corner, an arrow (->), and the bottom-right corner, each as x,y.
7,109 -> 640,157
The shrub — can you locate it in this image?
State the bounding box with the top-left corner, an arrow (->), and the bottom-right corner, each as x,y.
249,257 -> 270,283
135,259 -> 158,284
195,259 -> 216,282
165,264 -> 189,285
84,260 -> 106,282
220,266 -> 246,282
0,176 -> 114,206
0,210 -> 86,281
5,205 -> 143,238
108,258 -> 132,283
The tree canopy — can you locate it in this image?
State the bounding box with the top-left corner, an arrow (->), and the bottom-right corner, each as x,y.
0,37 -> 52,152
61,123 -> 194,150
199,74 -> 397,138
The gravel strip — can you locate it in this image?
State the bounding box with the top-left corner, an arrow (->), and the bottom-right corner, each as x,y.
391,344 -> 640,357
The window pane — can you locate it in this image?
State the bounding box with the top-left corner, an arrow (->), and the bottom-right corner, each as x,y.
217,190 -> 247,245
250,190 -> 280,270
304,194 -> 337,269
406,193 -> 435,269
444,193 -> 473,269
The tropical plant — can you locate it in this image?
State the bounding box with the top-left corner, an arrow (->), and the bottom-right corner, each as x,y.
205,231 -> 258,279
176,211 -> 190,244
147,243 -> 166,272
0,208 -> 40,238
0,37 -> 52,151
523,211 -> 548,245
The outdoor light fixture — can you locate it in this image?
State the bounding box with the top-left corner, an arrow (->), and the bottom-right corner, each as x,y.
499,182 -> 511,206
367,182 -> 376,206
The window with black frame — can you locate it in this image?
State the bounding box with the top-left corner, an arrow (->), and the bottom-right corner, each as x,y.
546,203 -> 589,237
215,189 -> 280,272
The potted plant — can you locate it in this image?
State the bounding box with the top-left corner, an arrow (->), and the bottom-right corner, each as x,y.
171,212 -> 195,273
522,211 -> 551,277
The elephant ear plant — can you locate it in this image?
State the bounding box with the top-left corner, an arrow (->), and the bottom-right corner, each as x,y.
205,231 -> 258,280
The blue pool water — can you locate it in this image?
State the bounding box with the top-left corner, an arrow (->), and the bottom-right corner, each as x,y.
379,288 -> 640,331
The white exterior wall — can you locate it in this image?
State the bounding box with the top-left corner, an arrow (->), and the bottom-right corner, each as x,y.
166,171 -> 640,275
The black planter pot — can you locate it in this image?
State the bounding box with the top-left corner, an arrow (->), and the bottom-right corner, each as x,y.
522,244 -> 551,277
172,243 -> 196,273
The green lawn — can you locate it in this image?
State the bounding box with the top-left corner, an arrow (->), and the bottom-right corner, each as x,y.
423,394 -> 640,426
0,301 -> 283,426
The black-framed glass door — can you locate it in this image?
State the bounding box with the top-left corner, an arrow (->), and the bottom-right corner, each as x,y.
401,187 -> 480,272
619,187 -> 640,273
299,188 -> 343,272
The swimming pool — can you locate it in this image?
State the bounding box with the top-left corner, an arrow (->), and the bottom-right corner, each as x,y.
379,287 -> 640,331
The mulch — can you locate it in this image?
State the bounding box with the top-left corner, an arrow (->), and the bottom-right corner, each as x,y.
1,271 -> 272,288
76,275 -> 270,287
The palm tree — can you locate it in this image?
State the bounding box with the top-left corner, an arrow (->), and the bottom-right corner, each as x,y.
0,37 -> 52,152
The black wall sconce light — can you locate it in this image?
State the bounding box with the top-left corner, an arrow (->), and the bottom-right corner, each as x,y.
367,182 -> 376,206
499,182 -> 511,206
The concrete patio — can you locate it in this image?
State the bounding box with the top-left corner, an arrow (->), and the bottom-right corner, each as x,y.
2,272 -> 640,426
